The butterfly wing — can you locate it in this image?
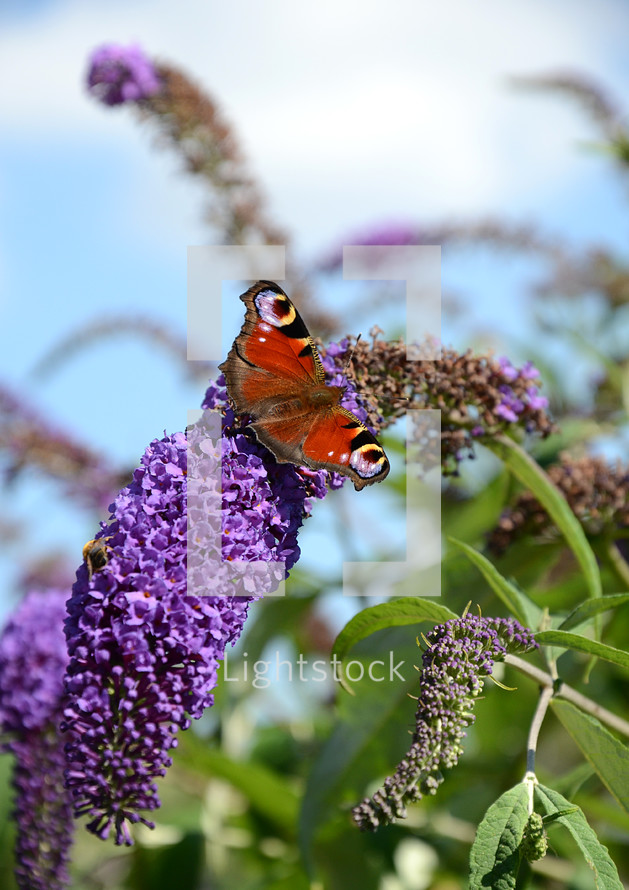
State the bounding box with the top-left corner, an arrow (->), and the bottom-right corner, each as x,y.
220,280 -> 390,490
251,405 -> 390,491
313,407 -> 390,490
219,281 -> 325,417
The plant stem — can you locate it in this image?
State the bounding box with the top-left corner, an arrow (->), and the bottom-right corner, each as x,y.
526,684 -> 554,774
505,653 -> 629,738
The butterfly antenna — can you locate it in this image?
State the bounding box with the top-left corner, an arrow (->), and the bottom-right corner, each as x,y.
342,334 -> 362,376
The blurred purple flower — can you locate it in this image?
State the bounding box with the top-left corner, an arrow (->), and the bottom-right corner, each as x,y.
497,356 -> 519,382
496,385 -> 525,422
0,590 -> 72,890
521,360 -> 541,380
352,614 -> 538,831
495,403 -> 518,422
0,383 -> 122,512
496,360 -> 548,425
526,387 -> 549,410
318,221 -> 419,271
87,43 -> 161,106
62,379 -> 328,845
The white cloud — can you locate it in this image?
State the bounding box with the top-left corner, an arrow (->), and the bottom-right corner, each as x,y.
1,0 -> 628,253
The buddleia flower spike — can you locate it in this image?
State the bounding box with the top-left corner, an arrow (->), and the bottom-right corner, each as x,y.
352,614 -> 538,830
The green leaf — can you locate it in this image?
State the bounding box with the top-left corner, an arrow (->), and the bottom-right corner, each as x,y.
442,467 -> 511,542
485,435 -> 602,601
535,630 -> 629,669
551,700 -> 629,815
569,792 -> 629,834
552,762 -> 595,798
240,591 -> 317,662
469,784 -> 529,890
310,830 -> 383,890
448,537 -> 542,629
299,629 -> 423,870
177,732 -> 299,837
492,541 -> 563,598
264,873 -> 311,890
0,755 -> 17,890
559,593 -> 629,632
264,874 -> 311,890
128,832 -> 205,890
535,784 -> 623,889
332,598 -> 457,669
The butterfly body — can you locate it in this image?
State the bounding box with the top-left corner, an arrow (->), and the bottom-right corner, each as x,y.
219,281 -> 389,490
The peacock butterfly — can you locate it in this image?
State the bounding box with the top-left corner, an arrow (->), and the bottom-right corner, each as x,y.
219,281 -> 390,490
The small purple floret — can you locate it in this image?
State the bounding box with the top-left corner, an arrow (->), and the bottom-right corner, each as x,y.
521,361 -> 541,380
495,360 -> 548,427
526,387 -> 549,410
87,43 -> 161,106
498,356 -> 519,382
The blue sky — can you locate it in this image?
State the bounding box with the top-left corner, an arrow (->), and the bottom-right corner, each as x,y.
1,0 -> 629,619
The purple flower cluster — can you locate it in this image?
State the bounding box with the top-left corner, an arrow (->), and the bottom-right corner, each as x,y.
0,590 -> 72,890
203,377 -> 329,552
496,357 -> 549,422
87,44 -> 161,106
352,614 -> 538,831
62,380 -> 327,845
310,335 -> 555,476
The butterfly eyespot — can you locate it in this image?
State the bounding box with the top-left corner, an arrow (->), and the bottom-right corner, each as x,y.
255,291 -> 296,327
219,281 -> 390,491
